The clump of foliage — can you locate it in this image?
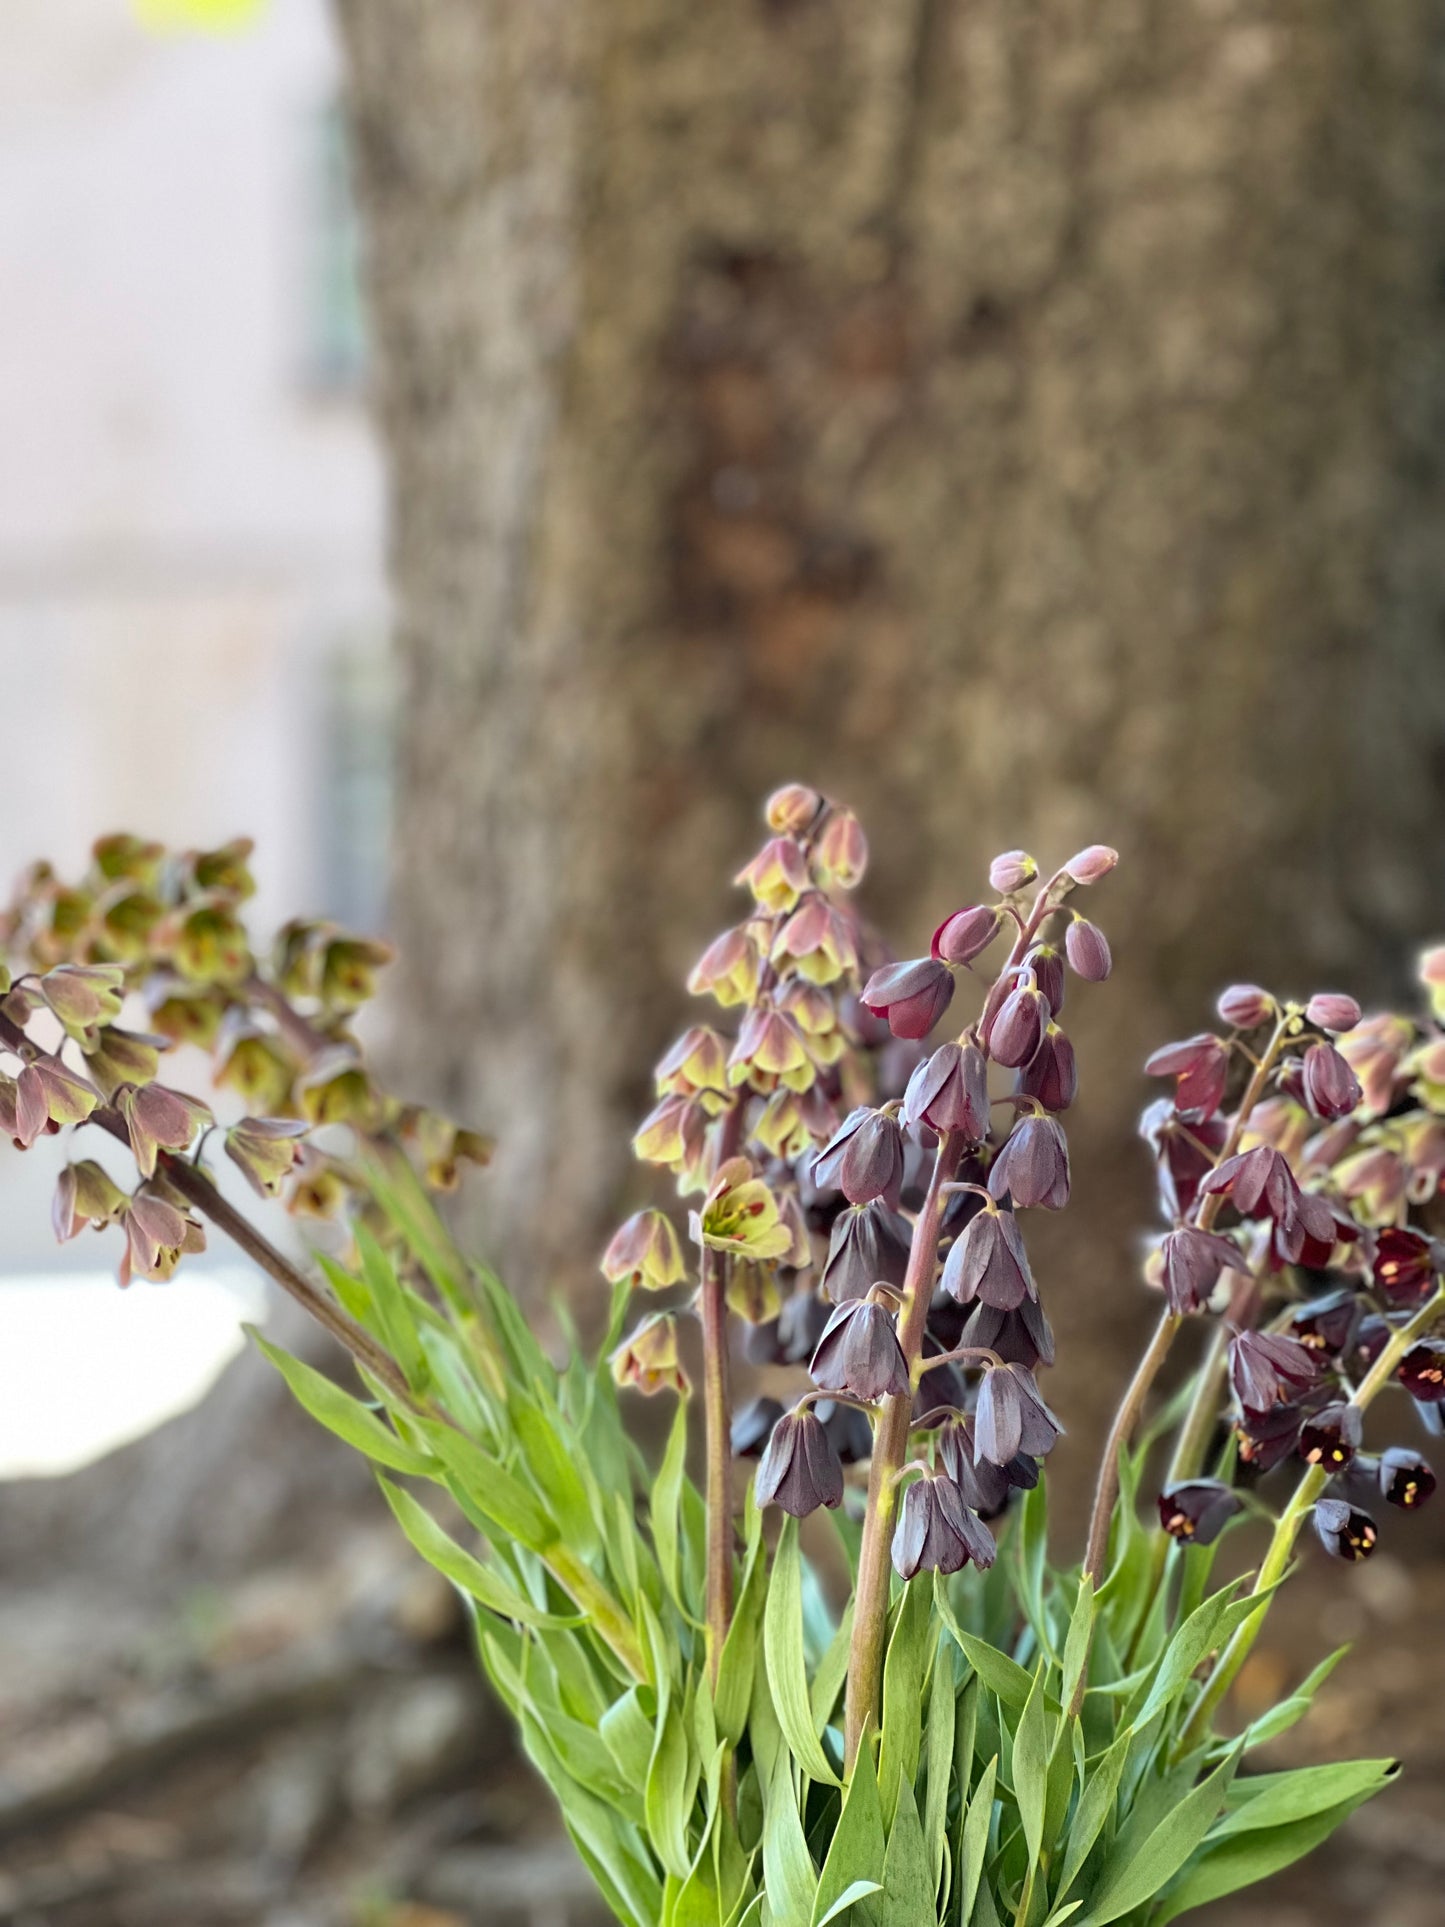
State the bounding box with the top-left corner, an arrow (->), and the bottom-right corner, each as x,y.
4,794 -> 1441,1926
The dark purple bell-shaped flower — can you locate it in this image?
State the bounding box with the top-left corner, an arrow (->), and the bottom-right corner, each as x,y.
809,1299 -> 910,1402
1158,1479 -> 1242,1546
1065,916 -> 1112,982
974,1364 -> 1062,1466
1144,1033 -> 1230,1121
1372,1228 -> 1438,1309
988,1111 -> 1070,1210
941,1204 -> 1036,1311
1229,1328 -> 1321,1416
891,1475 -> 997,1579
731,1396 -> 785,1457
937,1416 -> 1012,1515
1022,944 -> 1066,1017
821,1199 -> 912,1303
861,957 -> 956,1041
1236,1397 -> 1314,1473
989,981 -> 1049,1069
1378,1446 -> 1435,1509
1313,1496 -> 1378,1561
755,1408 -> 845,1516
932,905 -> 1002,966
1288,1289 -> 1362,1360
812,1107 -> 905,1210
902,1041 -> 989,1141
1200,1145 -> 1336,1264
1301,1042 -> 1362,1122
1141,1100 -> 1229,1219
1158,1226 -> 1250,1315
1397,1338 -> 1445,1401
958,1295 -> 1055,1370
1298,1401 -> 1362,1471
1018,1025 -> 1078,1113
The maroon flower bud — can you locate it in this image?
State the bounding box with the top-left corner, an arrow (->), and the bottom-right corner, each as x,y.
932,905 -> 1003,966
821,1200 -> 912,1302
937,1418 -> 1012,1516
903,1042 -> 990,1141
116,1082 -> 212,1180
1023,944 -> 1066,1016
1397,1338 -> 1445,1402
1306,992 -> 1363,1034
1298,1402 -> 1362,1471
1158,1227 -> 1250,1315
1141,1100 -> 1229,1219
1018,1025 -> 1077,1113
1064,844 -> 1118,885
1237,1401 -> 1308,1473
1372,1227 -> 1438,1309
809,1299 -> 909,1402
811,1107 -> 905,1209
765,784 -> 824,835
1217,984 -> 1275,1029
989,850 -> 1038,894
988,1112 -> 1070,1211
1158,1479 -> 1243,1547
989,983 -> 1048,1069
974,1364 -> 1061,1465
941,1204 -> 1036,1311
1288,1290 -> 1362,1359
1378,1446 -> 1435,1509
815,1398 -> 875,1464
1313,1496 -> 1378,1562
1229,1328 -> 1321,1416
1065,917 -> 1112,983
1301,1042 -> 1362,1122
731,1395 -> 785,1457
1144,1033 -> 1229,1121
755,1408 -> 845,1516
957,1294 -> 1056,1371
860,957 -> 956,1041
891,1474 -> 997,1579
1200,1144 -> 1336,1263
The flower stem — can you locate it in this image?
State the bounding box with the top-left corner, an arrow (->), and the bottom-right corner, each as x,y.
701,1100 -> 746,1686
843,1132 -> 960,1769
1176,1277 -> 1445,1754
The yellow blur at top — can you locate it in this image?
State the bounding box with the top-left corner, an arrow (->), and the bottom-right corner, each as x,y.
133,0 -> 267,31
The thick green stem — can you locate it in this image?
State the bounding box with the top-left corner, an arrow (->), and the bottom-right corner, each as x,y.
843,1133 -> 960,1769
1177,1277 -> 1445,1754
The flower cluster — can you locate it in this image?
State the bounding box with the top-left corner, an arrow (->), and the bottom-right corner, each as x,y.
0,835 -> 488,1285
1140,964 -> 1445,1564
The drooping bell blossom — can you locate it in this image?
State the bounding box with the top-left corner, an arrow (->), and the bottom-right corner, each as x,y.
1332,1144 -> 1408,1225
1378,1446 -> 1436,1509
654,1025 -> 730,1103
902,1042 -> 989,1141
1338,1013 -> 1413,1116
734,835 -> 809,913
695,1157 -> 797,1261
821,1199 -> 912,1302
940,1204 -> 1036,1311
1217,983 -> 1274,1029
1157,1480 -> 1243,1547
1301,1042 -> 1362,1122
776,1287 -> 832,1365
1200,1144 -> 1337,1263
1236,1400 -> 1309,1473
1312,1496 -> 1378,1562
932,904 -> 1003,966
1143,1033 -> 1230,1121
1018,1025 -> 1077,1113
1140,1100 -> 1229,1220
610,1313 -> 689,1396
974,1364 -> 1062,1466
52,1160 -> 127,1241
1372,1226 -> 1439,1309
1306,992 -> 1363,1033
987,1111 -> 1070,1210
813,807 -> 869,890
730,1396 -> 785,1457
116,1082 -> 213,1180
809,1299 -> 910,1402
1298,1402 -> 1362,1471
687,925 -> 761,1008
937,1418 -> 1013,1516
1269,1196 -> 1363,1274
1023,944 -> 1066,1017
811,1106 -> 905,1209
726,1006 -> 814,1094
957,1294 -> 1056,1371
1065,916 -> 1112,983
755,1408 -> 845,1516
1229,1327 -> 1321,1416
814,1398 -> 875,1464
1158,1226 -> 1251,1315
860,957 -> 956,1041
891,1474 -> 997,1579
771,895 -> 858,986
1396,1338 -> 1445,1402
601,1208 -> 687,1292
1287,1289 -> 1362,1360
989,981 -> 1049,1068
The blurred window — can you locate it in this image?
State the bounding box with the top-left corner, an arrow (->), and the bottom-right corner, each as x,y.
321,637 -> 393,932
302,103 -> 368,393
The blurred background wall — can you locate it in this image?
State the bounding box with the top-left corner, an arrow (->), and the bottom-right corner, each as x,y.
4,2 -> 1445,1925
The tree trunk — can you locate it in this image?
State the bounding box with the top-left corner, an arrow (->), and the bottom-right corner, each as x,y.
336,0 -> 1445,1377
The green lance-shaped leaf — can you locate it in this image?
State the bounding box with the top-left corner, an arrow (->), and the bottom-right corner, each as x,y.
1073,1745 -> 1240,1926
1060,1574 -> 1096,1711
376,1479 -> 582,1630
416,1417 -> 555,1550
1240,1644 -> 1352,1751
1013,1660 -> 1050,1875
1053,1728 -> 1131,1903
810,1599 -> 855,1740
764,1518 -> 842,1787
251,1332 -> 436,1477
652,1397 -> 693,1618
812,1732 -> 886,1927
813,1881 -> 886,1927
1153,1788 -> 1393,1924
762,1754 -> 820,1927
1130,1577 -> 1281,1732
880,1780 -> 932,1927
512,1388 -> 604,1560
922,1634 -> 956,1901
645,1693 -> 698,1881
934,1576 -> 1034,1712
354,1219 -> 430,1392
600,1685 -> 658,1789
956,1754 -> 997,1927
877,1575 -> 930,1826
1212,1758 -> 1399,1838
715,1506 -> 767,1747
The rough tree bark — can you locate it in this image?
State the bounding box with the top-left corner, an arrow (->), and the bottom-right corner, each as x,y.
336,0 -> 1445,1426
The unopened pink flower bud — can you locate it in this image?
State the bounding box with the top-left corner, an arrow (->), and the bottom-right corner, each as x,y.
1063,844 -> 1118,885
1305,992 -> 1362,1033
1064,917 -> 1111,983
932,905 -> 1002,966
1301,1041 -> 1362,1121
989,984 -> 1047,1069
988,850 -> 1037,895
860,957 -> 955,1041
813,809 -> 869,890
765,784 -> 824,835
1217,984 -> 1274,1029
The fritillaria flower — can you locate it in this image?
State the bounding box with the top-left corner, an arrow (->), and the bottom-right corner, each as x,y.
956,1295 -> 1055,1371
1141,1100 -> 1229,1220
989,981 -> 1049,1069
974,1364 -> 1061,1466
1144,1033 -> 1229,1121
1396,1338 -> 1445,1402
1201,1144 -> 1336,1263
809,1300 -> 909,1402
1157,1479 -> 1243,1546
1297,1402 -> 1362,1471
932,905 -> 1003,966
902,1042 -> 989,1140
1313,1497 -> 1378,1562
860,957 -> 956,1041
1372,1227 -> 1438,1309
1378,1446 -> 1436,1510
1229,1328 -> 1321,1416
937,1417 -> 1011,1515
891,1475 -> 997,1579
1018,1026 -> 1077,1113
821,1200 -> 912,1302
1237,1400 -> 1309,1474
987,1111 -> 1070,1210
940,1204 -> 1036,1311
1064,844 -> 1118,884
1287,1290 -> 1362,1360
1217,984 -> 1274,1029
1301,1042 -> 1362,1122
610,1313 -> 689,1396
812,1107 -> 905,1208
1305,992 -> 1363,1033
1064,916 -> 1112,983
755,1408 -> 844,1516
1158,1226 -> 1251,1316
